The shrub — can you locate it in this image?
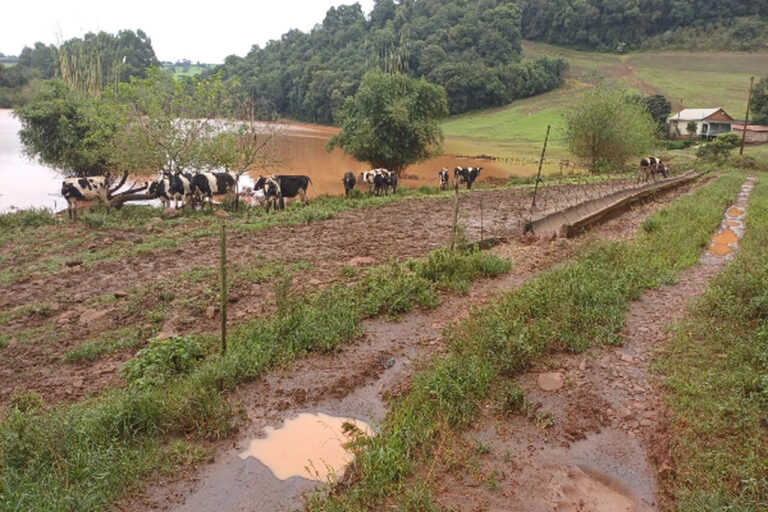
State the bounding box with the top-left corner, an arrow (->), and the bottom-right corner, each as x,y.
121,336 -> 205,389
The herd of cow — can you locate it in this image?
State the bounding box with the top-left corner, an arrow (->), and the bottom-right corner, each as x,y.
60,165 -> 485,220
59,158 -> 666,220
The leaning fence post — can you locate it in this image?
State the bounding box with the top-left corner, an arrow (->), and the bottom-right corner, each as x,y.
450,181 -> 460,251
531,124 -> 551,212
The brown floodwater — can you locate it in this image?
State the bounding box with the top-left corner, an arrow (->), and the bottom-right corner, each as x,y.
238,412 -> 372,482
244,121 -> 530,197
0,109 -> 538,212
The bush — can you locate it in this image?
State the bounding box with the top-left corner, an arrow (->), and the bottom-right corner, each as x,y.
0,208 -> 56,230
121,336 -> 205,389
696,132 -> 742,162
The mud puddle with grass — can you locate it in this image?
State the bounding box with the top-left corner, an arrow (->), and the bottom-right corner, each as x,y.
430,176 -> 756,512
118,179 -> 706,512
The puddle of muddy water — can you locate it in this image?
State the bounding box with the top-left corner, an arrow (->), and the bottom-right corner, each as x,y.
705,179 -> 753,260
238,412 -> 372,482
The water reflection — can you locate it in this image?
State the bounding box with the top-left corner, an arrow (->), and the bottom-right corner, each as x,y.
239,412 -> 372,482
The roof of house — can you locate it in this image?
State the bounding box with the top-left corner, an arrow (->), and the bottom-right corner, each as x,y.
669,108 -> 732,122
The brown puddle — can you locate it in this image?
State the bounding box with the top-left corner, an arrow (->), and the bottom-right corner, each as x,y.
724,220 -> 740,227
727,207 -> 744,218
712,228 -> 738,246
238,412 -> 373,482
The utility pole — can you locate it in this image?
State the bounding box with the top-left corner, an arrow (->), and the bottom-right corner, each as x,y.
531,124 -> 551,211
740,76 -> 755,156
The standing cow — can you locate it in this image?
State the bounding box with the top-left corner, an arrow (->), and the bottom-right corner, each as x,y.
454,166 -> 482,189
61,176 -> 110,220
255,174 -> 312,211
359,169 -> 388,196
386,170 -> 398,194
438,168 -> 449,190
191,172 -> 237,208
342,171 -> 356,196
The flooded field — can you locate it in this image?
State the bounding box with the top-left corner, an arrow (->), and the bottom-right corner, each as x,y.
0,109 -> 543,212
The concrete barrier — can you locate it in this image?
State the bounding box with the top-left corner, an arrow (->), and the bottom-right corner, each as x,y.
526,171 -> 702,239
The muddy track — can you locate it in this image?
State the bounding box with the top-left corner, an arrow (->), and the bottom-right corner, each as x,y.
0,180 -> 637,406
118,178 -> 705,512
432,176 -> 756,512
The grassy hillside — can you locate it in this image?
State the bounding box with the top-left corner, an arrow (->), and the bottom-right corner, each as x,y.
443,41 -> 768,163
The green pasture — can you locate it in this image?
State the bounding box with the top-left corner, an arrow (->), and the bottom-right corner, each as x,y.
443,41 -> 768,165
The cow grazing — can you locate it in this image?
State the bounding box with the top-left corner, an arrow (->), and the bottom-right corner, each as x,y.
639,157 -> 667,183
454,166 -> 482,189
342,171 -> 356,196
61,176 -> 111,220
191,172 -> 237,208
439,168 -> 449,190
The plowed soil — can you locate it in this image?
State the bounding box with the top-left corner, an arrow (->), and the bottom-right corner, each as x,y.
0,179 -> 637,407
117,177 -> 707,512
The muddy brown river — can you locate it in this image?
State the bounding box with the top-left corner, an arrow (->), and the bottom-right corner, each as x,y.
0,109 -> 542,212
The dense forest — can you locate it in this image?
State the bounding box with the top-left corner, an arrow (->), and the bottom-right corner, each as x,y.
517,0 -> 768,51
205,0 -> 568,123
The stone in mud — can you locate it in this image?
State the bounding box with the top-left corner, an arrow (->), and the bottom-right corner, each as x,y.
161,208 -> 181,220
347,256 -> 376,267
205,305 -> 216,319
537,372 -> 565,391
79,309 -> 109,324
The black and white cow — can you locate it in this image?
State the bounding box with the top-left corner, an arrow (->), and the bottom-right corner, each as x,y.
386,170 -> 398,194
255,175 -> 282,212
359,169 -> 388,196
255,174 -> 312,211
191,172 -> 237,208
61,176 -> 111,220
438,168 -> 449,191
454,166 -> 482,190
168,171 -> 194,208
342,171 -> 357,196
148,175 -> 172,208
639,157 -> 668,183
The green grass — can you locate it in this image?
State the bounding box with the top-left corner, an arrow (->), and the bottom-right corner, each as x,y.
0,246 -> 511,512
442,41 -> 768,165
305,171 -> 746,511
657,175 -> 768,511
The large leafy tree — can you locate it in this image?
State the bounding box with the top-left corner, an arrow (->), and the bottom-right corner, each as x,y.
326,71 -> 448,175
15,80 -> 124,177
563,86 -> 658,172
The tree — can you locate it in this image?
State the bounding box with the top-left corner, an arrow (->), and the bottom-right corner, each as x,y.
639,94 -> 672,135
15,80 -> 124,177
563,86 -> 658,173
750,76 -> 768,125
325,71 -> 448,175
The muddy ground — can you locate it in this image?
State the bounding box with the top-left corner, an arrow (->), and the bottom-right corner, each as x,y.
114,177 -> 712,512
0,178 -> 639,407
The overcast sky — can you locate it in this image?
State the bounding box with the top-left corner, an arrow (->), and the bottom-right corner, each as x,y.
2,0 -> 376,63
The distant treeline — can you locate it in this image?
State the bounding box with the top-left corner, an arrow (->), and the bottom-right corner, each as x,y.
516,0 -> 768,52
0,30 -> 158,107
204,0 -> 568,123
